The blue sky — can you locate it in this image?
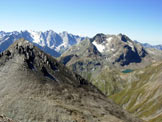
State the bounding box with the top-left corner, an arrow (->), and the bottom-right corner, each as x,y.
0,0 -> 162,45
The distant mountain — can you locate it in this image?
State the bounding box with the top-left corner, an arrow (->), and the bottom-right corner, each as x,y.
143,43 -> 162,50
134,41 -> 162,50
0,30 -> 85,57
59,33 -> 162,95
59,34 -> 153,77
91,33 -> 149,66
0,38 -> 141,122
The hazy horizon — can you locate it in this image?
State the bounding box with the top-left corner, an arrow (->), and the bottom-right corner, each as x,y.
0,0 -> 161,45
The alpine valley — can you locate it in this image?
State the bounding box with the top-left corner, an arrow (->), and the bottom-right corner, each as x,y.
0,30 -> 162,122
60,33 -> 162,122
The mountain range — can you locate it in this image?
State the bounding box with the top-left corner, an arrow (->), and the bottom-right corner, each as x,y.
0,30 -> 85,57
134,41 -> 162,50
59,33 -> 162,79
0,30 -> 162,122
0,38 -> 141,122
0,30 -> 161,59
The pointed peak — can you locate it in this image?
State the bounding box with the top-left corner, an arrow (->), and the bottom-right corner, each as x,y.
46,29 -> 55,33
93,33 -> 106,38
0,38 -> 35,61
0,38 -> 62,73
10,38 -> 33,49
15,38 -> 29,43
117,33 -> 132,42
117,33 -> 123,36
92,33 -> 107,44
62,31 -> 68,34
60,31 -> 69,36
4,38 -> 32,49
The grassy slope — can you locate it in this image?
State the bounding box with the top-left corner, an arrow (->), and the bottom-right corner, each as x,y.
91,68 -> 127,96
109,61 -> 162,122
60,50 -> 162,121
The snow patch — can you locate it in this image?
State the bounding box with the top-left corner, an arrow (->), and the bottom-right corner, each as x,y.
111,48 -> 115,51
55,41 -> 68,52
92,41 -> 105,53
103,37 -> 114,52
28,30 -> 41,44
128,41 -> 135,51
107,37 -> 113,42
105,37 -> 113,47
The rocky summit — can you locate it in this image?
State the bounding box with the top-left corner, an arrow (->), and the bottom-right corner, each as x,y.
0,38 -> 142,122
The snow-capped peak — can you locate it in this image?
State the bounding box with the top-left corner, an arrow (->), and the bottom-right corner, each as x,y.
0,30 -> 85,56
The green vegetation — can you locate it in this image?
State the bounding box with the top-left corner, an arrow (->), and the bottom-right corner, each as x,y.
109,62 -> 162,122
78,61 -> 162,122
73,61 -> 162,122
91,68 -> 127,96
